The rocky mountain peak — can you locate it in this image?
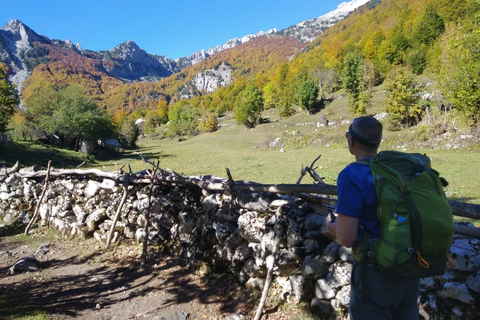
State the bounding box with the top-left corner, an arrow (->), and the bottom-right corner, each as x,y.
1,19 -> 46,46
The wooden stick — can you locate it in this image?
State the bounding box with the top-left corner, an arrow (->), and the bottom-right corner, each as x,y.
105,175 -> 130,251
253,206 -> 283,320
24,161 -> 52,235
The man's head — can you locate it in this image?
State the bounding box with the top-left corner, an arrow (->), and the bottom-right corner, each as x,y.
346,116 -> 383,156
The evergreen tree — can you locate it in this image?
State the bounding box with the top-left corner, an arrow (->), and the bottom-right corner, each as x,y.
0,65 -> 19,134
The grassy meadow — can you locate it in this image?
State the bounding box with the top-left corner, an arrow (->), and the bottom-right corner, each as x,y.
2,85 -> 479,204
91,86 -> 480,205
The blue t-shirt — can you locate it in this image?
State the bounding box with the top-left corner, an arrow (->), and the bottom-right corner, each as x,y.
335,159 -> 380,238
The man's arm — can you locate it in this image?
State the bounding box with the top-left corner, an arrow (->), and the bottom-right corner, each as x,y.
327,213 -> 359,248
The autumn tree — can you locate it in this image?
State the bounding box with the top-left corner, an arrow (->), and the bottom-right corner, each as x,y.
0,64 -> 19,134
432,8 -> 480,127
385,67 -> 422,128
314,68 -> 339,100
233,85 -> 264,128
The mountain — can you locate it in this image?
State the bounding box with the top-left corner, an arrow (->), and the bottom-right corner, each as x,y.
99,40 -> 172,81
276,0 -> 371,42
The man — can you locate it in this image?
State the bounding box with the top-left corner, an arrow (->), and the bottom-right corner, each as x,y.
327,116 -> 420,320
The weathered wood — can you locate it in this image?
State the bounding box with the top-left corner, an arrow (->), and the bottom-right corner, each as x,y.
253,206 -> 282,320
15,166 -> 480,220
448,200 -> 480,220
0,161 -> 20,181
105,176 -> 131,251
25,161 -> 51,235
454,224 -> 480,238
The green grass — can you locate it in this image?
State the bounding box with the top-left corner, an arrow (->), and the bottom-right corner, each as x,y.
2,86 -> 479,205
0,292 -> 51,320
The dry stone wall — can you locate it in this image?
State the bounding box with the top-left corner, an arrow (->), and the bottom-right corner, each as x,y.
1,173 -> 479,319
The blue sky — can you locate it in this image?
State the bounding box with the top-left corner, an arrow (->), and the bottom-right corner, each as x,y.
1,0 -> 346,59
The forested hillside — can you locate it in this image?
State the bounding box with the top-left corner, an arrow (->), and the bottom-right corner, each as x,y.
4,0 -> 480,150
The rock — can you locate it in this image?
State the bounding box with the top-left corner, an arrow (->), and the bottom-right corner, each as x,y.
287,220 -> 304,247
335,284 -> 351,306
245,277 -> 265,291
275,276 -> 292,300
85,208 -> 107,231
235,191 -> 271,212
158,310 -> 189,320
310,297 -> 333,318
85,180 -> 102,198
237,211 -> 265,243
302,256 -> 328,279
135,228 -> 146,242
9,255 -> 40,274
326,261 -> 352,289
34,242 -> 50,256
315,278 -> 335,299
338,246 -> 352,262
466,271 -> 480,293
321,241 -> 340,263
289,274 -> 304,301
440,282 -> 475,304
449,238 -> 480,272
304,214 -> 326,231
240,258 -> 267,281
420,277 -> 436,290
304,239 -> 319,253
100,179 -> 116,189
225,314 -> 244,320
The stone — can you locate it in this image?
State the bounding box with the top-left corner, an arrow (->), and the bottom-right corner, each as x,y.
310,298 -> 333,318
304,214 -> 327,231
321,241 -> 340,263
315,278 -> 335,300
85,208 -> 107,231
100,179 -> 116,189
440,282 -> 475,304
466,271 -> 480,293
9,255 -> 40,274
34,242 -> 50,256
327,261 -> 352,289
275,276 -> 292,300
289,274 -> 304,301
157,310 -> 189,320
240,258 -> 267,280
135,228 -> 146,242
448,238 -> 480,272
287,220 -> 304,247
302,256 -> 328,279
335,285 -> 351,306
338,246 -> 352,262
85,180 -> 102,198
269,199 -> 288,208
237,211 -> 265,243
304,239 -> 319,253
420,277 -> 436,290
245,277 -> 265,291
235,191 -> 271,212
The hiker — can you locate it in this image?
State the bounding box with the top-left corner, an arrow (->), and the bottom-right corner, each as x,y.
327,116 -> 421,320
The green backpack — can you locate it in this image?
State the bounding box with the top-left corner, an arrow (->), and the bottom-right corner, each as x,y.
353,150 -> 454,278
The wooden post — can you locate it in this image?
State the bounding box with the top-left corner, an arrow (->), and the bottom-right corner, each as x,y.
105,175 -> 130,251
25,161 -> 52,235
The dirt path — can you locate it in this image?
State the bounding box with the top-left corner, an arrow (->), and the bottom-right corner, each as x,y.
0,227 -> 257,320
